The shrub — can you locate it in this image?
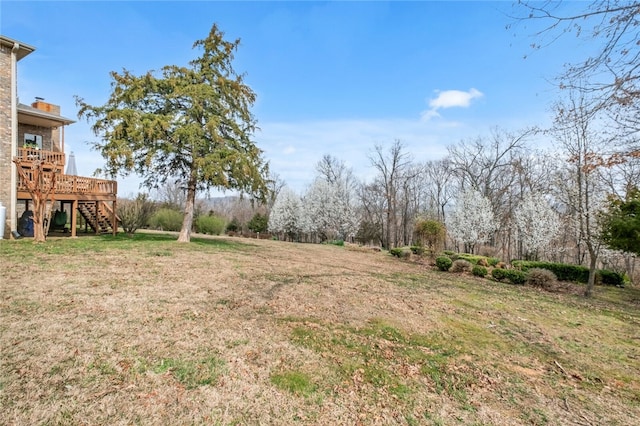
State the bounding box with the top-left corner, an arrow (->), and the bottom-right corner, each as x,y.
511,260 -> 624,286
327,239 -> 344,246
226,217 -> 241,233
148,208 -> 183,232
477,258 -> 488,267
195,214 -> 226,235
457,253 -> 482,264
491,268 -> 527,285
247,213 -> 268,233
410,245 -> 425,255
487,257 -> 500,266
436,256 -> 453,271
451,259 -> 472,273
472,265 -> 488,277
597,269 -> 625,287
526,268 -> 558,290
390,248 -> 410,259
117,193 -> 155,235
414,219 -> 445,254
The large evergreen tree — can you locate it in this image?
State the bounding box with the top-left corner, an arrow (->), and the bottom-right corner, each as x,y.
77,24 -> 269,242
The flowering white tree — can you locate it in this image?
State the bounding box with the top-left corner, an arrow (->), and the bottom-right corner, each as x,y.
446,189 -> 496,253
514,192 -> 561,260
268,188 -> 302,241
301,178 -> 360,242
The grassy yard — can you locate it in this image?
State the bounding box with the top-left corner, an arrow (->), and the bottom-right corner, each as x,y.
1,233 -> 639,425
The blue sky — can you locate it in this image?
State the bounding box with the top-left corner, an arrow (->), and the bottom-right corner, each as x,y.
3,1 -> 594,197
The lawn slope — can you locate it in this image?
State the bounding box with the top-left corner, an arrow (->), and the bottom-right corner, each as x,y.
1,234 -> 639,425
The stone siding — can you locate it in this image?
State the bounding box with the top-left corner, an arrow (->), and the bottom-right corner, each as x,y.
0,44 -> 12,238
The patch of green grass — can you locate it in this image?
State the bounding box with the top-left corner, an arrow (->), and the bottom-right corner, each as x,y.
270,370 -> 317,397
286,317 -> 473,405
87,361 -> 116,376
149,356 -> 226,389
0,231 -> 253,261
148,249 -> 173,257
382,272 -> 427,289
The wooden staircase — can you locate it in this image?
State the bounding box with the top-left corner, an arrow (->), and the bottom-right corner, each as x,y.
78,201 -> 119,234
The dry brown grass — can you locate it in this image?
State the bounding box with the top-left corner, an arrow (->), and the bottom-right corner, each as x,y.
1,233 -> 639,425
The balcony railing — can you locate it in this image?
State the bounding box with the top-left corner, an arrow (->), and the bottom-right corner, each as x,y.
17,147 -> 66,170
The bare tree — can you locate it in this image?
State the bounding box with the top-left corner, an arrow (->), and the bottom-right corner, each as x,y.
368,140 -> 412,249
357,181 -> 385,246
266,171 -> 286,214
512,1 -> 640,140
153,179 -> 187,209
398,163 -> 425,246
423,159 -> 455,223
549,89 -> 608,297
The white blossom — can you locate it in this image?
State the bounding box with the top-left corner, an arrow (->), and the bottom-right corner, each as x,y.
514,192 -> 561,259
446,189 -> 496,252
268,188 -> 302,238
301,178 -> 360,241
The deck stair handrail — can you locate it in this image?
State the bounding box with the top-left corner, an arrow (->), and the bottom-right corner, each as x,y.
77,201 -> 118,234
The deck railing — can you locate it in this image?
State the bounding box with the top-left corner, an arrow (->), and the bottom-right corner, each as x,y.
17,147 -> 66,169
17,170 -> 117,197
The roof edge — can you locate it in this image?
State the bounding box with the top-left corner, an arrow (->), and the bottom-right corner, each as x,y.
18,103 -> 75,126
0,35 -> 36,61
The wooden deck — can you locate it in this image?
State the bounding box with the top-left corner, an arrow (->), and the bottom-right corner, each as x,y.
15,149 -> 118,236
16,148 -> 117,202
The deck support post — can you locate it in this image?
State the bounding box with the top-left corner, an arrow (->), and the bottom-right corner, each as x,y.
71,199 -> 78,238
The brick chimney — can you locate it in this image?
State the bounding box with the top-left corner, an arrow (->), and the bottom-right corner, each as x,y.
32,97 -> 60,115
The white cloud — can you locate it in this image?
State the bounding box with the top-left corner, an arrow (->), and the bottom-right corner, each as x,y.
422,88 -> 484,120
283,145 -> 296,155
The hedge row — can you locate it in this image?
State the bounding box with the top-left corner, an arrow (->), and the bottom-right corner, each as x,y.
491,268 -> 527,285
511,260 -> 624,287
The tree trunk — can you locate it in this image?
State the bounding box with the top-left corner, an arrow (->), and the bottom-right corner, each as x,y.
177,173 -> 197,243
32,198 -> 46,243
584,244 -> 598,297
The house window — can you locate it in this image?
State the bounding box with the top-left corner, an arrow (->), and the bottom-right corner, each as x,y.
24,134 -> 43,149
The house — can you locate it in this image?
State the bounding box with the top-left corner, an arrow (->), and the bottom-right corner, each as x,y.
1,35 -> 118,239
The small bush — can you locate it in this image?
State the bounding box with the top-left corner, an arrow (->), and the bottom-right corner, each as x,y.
451,259 -> 472,273
148,208 -> 183,232
472,265 -> 488,277
477,258 -> 488,267
247,213 -> 269,233
327,239 -> 344,246
526,268 -> 558,290
491,268 -> 527,285
390,248 -> 410,259
487,257 -> 500,267
117,193 -> 155,235
410,245 -> 425,255
436,256 -> 453,271
597,269 -> 625,287
456,253 -> 485,265
226,217 -> 241,233
195,214 -> 226,235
